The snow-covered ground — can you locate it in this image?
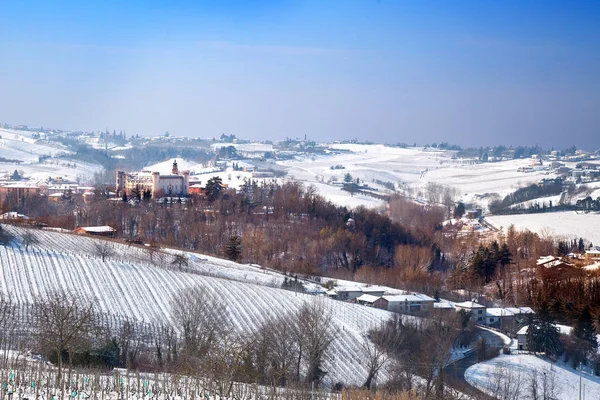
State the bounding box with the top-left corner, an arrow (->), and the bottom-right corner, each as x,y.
423,159 -> 555,208
0,225 -> 396,386
274,144 -> 566,210
466,354 -> 600,400
487,211 -> 600,245
277,145 -> 452,208
509,194 -> 564,209
0,128 -> 102,183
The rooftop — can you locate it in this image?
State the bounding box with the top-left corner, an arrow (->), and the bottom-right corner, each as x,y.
75,226 -> 116,233
356,294 -> 380,303
455,301 -> 486,309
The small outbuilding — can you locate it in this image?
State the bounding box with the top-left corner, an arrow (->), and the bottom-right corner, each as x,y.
74,226 -> 116,238
356,294 -> 380,306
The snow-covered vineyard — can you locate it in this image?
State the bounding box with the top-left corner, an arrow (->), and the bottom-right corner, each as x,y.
0,358 -> 346,400
0,225 -> 396,386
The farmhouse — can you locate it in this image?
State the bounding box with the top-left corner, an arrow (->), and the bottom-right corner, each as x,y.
454,301 -> 486,323
74,226 -> 116,238
517,324 -> 572,351
586,247 -> 600,261
356,294 -> 380,306
375,294 -> 435,315
536,255 -> 569,268
331,286 -> 363,301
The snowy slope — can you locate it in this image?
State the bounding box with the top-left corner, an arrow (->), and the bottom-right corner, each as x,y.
0,226 -> 395,386
487,211 -> 600,244
0,129 -> 102,183
274,144 -> 565,210
466,354 -> 600,400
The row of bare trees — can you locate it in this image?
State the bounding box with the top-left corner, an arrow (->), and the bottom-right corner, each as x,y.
0,287 -> 341,393
170,287 -> 338,391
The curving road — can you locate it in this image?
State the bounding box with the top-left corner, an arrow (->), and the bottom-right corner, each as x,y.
444,327 -> 507,399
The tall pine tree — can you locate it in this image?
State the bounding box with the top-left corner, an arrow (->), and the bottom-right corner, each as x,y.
574,305 -> 597,351
527,302 -> 563,358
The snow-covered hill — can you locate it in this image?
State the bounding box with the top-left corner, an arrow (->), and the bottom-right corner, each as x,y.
0,128 -> 102,183
0,225 -> 395,386
466,353 -> 600,400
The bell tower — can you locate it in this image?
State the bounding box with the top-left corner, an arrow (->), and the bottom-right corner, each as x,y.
172,159 -> 179,175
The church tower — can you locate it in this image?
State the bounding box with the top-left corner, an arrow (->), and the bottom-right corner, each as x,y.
172,159 -> 179,175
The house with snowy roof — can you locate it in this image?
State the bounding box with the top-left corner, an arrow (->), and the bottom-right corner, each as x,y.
517,324 -> 572,351
586,247 -> 600,261
329,286 -> 363,301
454,301 -> 486,323
356,294 -> 380,306
74,226 -> 116,238
375,294 -> 436,315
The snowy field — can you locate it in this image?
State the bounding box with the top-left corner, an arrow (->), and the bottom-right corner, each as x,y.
0,128 -> 102,183
487,211 -> 600,245
509,193 -> 564,209
0,225 -> 396,386
275,144 -> 563,210
0,129 -> 69,163
424,159 -> 554,206
278,144 -> 452,208
465,354 -> 600,400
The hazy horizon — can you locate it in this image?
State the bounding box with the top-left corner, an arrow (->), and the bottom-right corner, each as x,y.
1,1 -> 598,149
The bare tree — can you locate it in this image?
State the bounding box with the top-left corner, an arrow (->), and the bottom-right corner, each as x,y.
171,253 -> 189,271
0,293 -> 18,367
170,286 -> 231,368
295,300 -> 337,385
489,363 -> 523,400
33,290 -> 98,380
243,313 -> 299,386
361,329 -> 398,390
21,230 -> 39,251
93,240 -> 114,262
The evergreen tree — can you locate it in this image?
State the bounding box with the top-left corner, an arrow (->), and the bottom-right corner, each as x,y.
453,202 -> 465,219
225,235 -> 242,262
574,306 -> 597,351
578,238 -> 585,253
498,243 -> 512,269
556,241 -> 569,256
527,302 -> 563,358
205,177 -> 223,202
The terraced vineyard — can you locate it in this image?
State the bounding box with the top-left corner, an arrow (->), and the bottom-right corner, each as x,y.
0,225 -> 396,386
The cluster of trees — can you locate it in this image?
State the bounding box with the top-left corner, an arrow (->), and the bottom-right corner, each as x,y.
576,196 -> 600,211
11,181 -> 437,283
488,180 -> 564,214
0,288 -> 341,392
556,237 -> 586,256
160,287 -> 339,388
527,302 -> 600,374
370,312 -> 477,398
467,241 -> 512,284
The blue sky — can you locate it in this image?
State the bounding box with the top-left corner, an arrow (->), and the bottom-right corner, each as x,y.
0,0 -> 598,148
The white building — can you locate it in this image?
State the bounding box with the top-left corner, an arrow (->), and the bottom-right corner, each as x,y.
454,301 -> 486,323
116,160 -> 190,199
